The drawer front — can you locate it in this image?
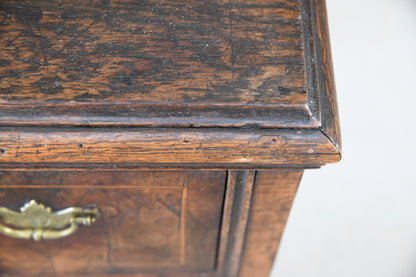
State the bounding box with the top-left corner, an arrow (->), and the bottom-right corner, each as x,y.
0,171 -> 226,275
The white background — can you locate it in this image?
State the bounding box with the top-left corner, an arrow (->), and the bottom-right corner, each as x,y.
271,0 -> 416,276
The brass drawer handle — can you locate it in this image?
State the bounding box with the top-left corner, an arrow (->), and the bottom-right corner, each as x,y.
0,200 -> 100,241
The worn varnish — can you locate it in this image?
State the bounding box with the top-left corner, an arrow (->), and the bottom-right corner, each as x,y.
0,0 -> 340,277
0,0 -> 324,128
0,170 -> 226,275
0,127 -> 339,168
0,0 -> 305,104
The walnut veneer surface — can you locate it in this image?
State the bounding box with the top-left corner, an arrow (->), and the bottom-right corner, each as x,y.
0,0 -> 340,276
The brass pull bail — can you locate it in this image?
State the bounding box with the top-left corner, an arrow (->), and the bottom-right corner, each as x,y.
0,200 -> 100,241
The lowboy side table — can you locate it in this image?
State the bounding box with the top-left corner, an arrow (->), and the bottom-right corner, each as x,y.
0,0 -> 340,276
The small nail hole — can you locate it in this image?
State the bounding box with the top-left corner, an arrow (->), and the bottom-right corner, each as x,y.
271,139 -> 277,143
0,149 -> 6,154
78,143 -> 84,148
183,140 -> 189,143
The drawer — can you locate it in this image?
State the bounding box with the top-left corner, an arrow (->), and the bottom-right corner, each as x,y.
0,170 -> 226,276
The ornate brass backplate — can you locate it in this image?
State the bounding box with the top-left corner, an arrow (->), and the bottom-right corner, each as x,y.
0,200 -> 100,241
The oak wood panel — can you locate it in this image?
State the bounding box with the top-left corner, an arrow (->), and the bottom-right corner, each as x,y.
0,170 -> 226,275
238,170 -> 303,277
0,0 -> 306,104
0,0 -> 324,128
0,127 -> 341,169
183,171 -> 227,269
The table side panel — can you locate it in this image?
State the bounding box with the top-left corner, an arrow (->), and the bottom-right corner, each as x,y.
238,169 -> 303,277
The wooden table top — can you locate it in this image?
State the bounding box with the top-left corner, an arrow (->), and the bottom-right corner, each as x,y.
0,0 -> 341,168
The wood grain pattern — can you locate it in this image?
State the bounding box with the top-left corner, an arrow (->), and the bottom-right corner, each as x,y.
238,170 -> 303,277
0,127 -> 340,169
0,0 -> 341,165
0,0 -> 305,104
0,170 -> 226,275
0,0 -> 326,128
